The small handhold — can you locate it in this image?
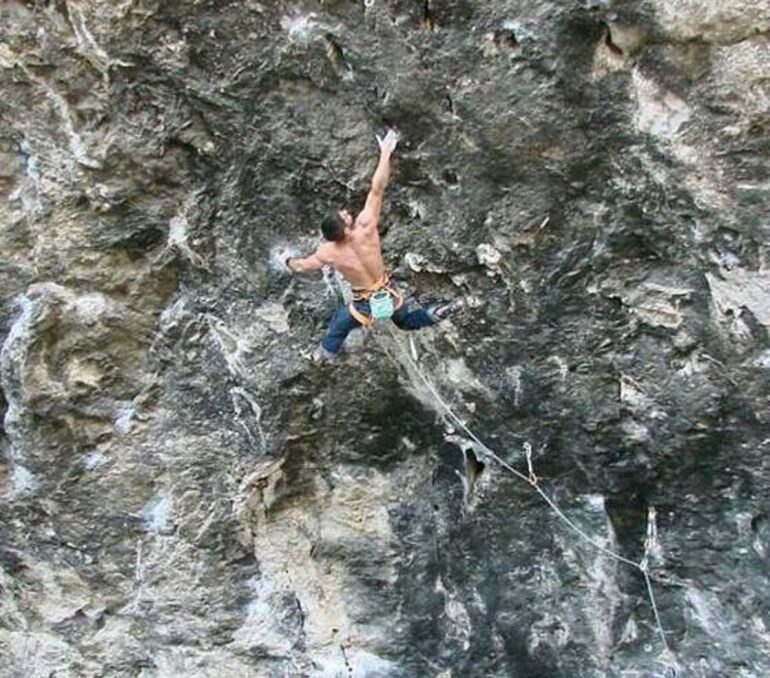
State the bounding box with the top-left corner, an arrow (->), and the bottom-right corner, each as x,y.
475,243 -> 502,275
404,252 -> 445,274
311,397 -> 324,420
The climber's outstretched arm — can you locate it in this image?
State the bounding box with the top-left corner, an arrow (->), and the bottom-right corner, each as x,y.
287,250 -> 325,273
356,129 -> 399,230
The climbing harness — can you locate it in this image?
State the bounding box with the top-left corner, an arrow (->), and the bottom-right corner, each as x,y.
380,327 -> 673,658
348,273 -> 404,327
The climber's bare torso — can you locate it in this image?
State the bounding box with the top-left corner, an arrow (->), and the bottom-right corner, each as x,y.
315,209 -> 385,289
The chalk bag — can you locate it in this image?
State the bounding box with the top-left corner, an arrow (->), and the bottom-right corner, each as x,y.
369,289 -> 395,320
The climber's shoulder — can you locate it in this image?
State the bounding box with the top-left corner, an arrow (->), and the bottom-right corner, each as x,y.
314,241 -> 340,266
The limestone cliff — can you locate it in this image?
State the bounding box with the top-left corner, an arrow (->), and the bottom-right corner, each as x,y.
1,1 -> 769,676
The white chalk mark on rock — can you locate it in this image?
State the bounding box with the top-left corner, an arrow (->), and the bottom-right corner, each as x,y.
707,268 -> 770,329
114,403 -> 136,435
0,294 -> 39,497
632,70 -> 691,139
404,251 -> 445,274
65,1 -> 130,75
230,387 -> 267,453
167,196 -> 208,269
281,13 -> 319,44
269,243 -> 301,275
140,490 -> 174,536
476,243 -> 503,276
435,575 -> 472,651
26,71 -> 101,169
82,451 -> 107,470
206,315 -> 247,376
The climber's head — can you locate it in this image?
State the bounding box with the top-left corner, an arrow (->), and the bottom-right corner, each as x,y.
321,210 -> 352,242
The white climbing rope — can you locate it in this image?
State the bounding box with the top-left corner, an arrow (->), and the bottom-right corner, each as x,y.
381,327 -> 671,653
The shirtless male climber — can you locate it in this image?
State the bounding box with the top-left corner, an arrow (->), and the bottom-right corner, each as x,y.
286,129 -> 461,361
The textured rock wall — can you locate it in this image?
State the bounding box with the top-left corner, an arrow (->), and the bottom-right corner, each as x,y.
1,1 -> 769,676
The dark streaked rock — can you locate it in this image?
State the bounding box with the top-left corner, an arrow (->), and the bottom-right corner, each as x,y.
1,0 -> 768,675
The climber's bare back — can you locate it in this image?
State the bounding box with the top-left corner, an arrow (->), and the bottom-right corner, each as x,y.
316,212 -> 385,289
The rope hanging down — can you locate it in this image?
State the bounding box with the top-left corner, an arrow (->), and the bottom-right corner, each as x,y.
381,327 -> 671,654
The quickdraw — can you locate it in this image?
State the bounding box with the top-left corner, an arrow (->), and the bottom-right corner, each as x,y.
348,273 -> 404,327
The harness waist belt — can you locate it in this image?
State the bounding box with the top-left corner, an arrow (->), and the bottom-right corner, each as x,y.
348,272 -> 404,327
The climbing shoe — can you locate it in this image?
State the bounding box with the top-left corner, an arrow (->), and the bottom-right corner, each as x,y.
430,298 -> 465,321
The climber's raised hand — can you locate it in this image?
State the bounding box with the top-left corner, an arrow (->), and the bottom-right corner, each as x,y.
376,128 -> 399,155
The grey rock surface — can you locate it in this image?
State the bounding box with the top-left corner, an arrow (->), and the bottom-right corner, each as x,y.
1,1 -> 769,676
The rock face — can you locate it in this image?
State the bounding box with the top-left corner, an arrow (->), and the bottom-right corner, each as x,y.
1,1 -> 769,676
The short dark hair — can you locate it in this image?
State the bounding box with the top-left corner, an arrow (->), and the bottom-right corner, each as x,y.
321,213 -> 345,242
